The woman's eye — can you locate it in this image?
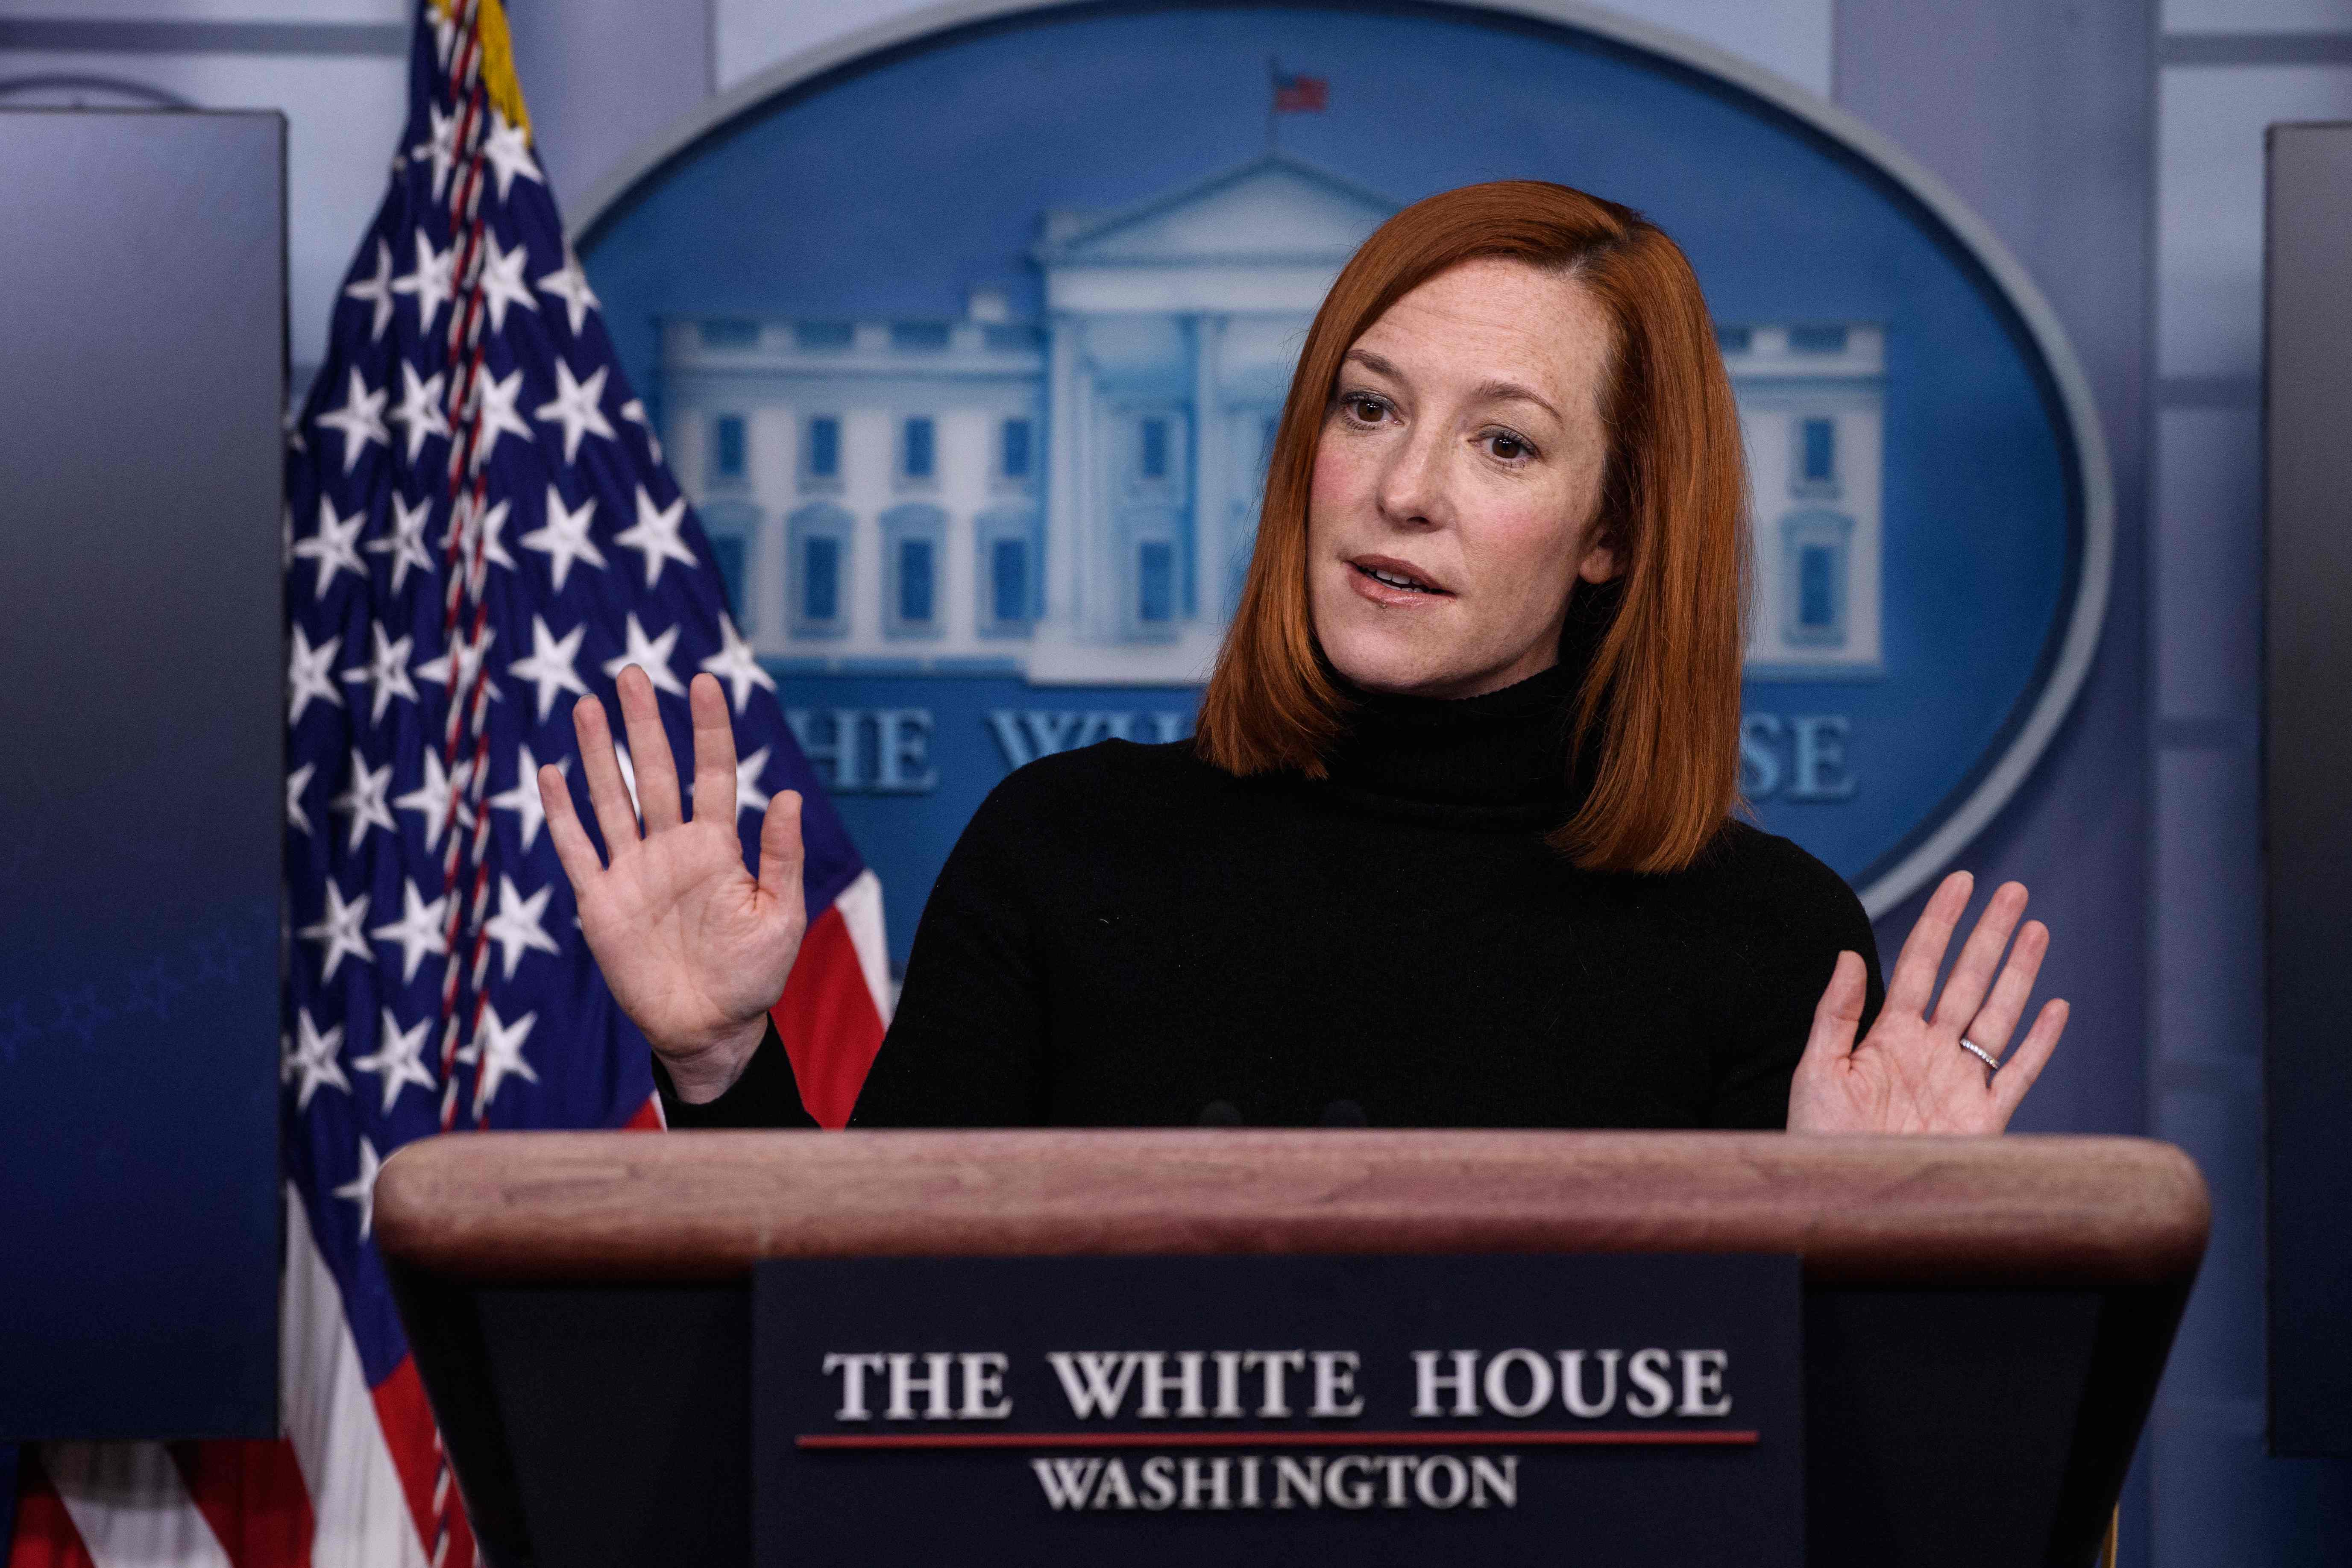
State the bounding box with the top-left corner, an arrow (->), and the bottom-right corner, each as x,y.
1348,396 -> 1386,423
1487,432 -> 1529,461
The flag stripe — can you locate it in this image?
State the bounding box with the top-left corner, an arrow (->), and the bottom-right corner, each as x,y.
5,1453 -> 99,1568
771,896 -> 888,1128
167,1442 -> 314,1568
44,1445 -> 233,1568
278,1196 -> 430,1568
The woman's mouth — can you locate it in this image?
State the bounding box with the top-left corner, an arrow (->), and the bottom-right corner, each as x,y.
1349,557 -> 1451,598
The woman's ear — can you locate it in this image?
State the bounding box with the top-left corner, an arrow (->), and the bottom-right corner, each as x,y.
1577,539 -> 1621,584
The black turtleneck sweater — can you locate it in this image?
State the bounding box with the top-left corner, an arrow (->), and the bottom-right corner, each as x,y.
662,659 -> 1884,1131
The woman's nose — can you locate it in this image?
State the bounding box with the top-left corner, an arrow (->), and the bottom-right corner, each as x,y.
1375,427 -> 1451,530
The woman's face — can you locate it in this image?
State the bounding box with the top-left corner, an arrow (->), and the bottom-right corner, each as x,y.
1306,256 -> 1619,699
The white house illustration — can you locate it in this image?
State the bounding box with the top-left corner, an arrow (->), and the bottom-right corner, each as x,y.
660,152 -> 1883,685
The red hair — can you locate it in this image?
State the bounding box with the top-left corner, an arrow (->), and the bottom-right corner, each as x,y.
1194,180 -> 1748,873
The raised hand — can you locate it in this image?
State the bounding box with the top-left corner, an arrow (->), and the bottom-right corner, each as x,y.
539,665 -> 806,1103
1786,870 -> 2068,1134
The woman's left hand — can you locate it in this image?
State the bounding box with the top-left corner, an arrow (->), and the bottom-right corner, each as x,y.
1786,870 -> 2068,1134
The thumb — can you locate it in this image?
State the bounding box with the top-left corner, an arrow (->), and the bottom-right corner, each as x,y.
1797,950 -> 1868,1077
758,788 -> 806,909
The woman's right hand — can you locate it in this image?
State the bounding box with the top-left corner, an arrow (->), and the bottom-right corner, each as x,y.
538,664 -> 807,1103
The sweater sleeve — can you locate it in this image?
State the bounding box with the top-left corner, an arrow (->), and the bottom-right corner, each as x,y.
654,1016 -> 820,1129
844,764 -> 1058,1127
1703,831 -> 1885,1130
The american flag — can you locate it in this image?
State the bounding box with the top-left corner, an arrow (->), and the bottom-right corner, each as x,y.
6,1 -> 888,1561
1271,65 -> 1329,114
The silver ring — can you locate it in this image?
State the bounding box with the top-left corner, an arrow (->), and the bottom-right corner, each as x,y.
1958,1037 -> 2000,1075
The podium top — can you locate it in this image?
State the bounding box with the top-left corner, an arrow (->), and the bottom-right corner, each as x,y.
375,1129 -> 2206,1289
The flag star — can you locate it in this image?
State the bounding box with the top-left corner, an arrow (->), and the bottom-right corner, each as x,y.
535,244 -> 600,337
510,615 -> 589,722
287,760 -> 317,836
287,624 -> 344,725
294,497 -> 369,598
393,747 -> 474,853
344,237 -> 396,341
481,110 -> 543,202
333,1136 -> 385,1238
352,1009 -> 436,1114
735,744 -> 771,818
341,623 -> 419,724
619,399 -> 663,463
478,230 -> 540,333
286,1008 -> 351,1112
521,485 -> 605,592
601,613 -> 685,696
533,359 -> 615,464
299,879 -> 373,983
490,743 -> 565,851
368,879 -> 449,985
459,1002 -> 540,1113
330,748 -> 398,853
387,361 -> 449,465
367,492 -> 437,595
615,487 -> 697,588
471,368 -> 535,469
413,101 -> 459,199
699,613 -> 776,714
391,228 -> 456,336
314,368 -> 389,474
484,875 -> 560,980
416,624 -> 499,705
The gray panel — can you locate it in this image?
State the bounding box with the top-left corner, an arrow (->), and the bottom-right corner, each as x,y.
2264,120 -> 2352,1460
0,110 -> 284,1438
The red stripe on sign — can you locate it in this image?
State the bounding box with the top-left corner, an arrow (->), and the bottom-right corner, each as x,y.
797,1430 -> 1759,1450
4,1451 -> 98,1568
772,902 -> 887,1128
168,1439 -> 316,1568
623,1092 -> 665,1131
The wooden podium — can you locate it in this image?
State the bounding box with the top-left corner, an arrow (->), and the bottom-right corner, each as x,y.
376,1131 -> 2206,1568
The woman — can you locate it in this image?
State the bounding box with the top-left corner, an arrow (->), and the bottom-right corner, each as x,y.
539,181 -> 2068,1134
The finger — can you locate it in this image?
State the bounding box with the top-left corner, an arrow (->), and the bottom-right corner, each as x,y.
1797,950 -> 1868,1075
1885,870 -> 1973,1018
1962,918 -> 2050,1059
758,789 -> 806,911
1932,881 -> 2029,1037
616,664 -> 684,832
539,762 -> 605,888
687,673 -> 740,828
1991,998 -> 2068,1120
572,690 -> 642,855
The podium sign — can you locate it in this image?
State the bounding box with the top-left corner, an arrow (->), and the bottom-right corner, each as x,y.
754,1254 -> 1801,1565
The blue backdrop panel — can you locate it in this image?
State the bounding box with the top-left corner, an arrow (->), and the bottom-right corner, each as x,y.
0,110 -> 284,1439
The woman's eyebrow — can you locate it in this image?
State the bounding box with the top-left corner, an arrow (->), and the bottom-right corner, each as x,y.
1341,348 -> 1403,381
1471,379 -> 1560,420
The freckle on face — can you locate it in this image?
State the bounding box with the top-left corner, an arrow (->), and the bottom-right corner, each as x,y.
1306,257 -> 1616,700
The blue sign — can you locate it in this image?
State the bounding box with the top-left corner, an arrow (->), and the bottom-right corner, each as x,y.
579,0 -> 2109,970
754,1253 -> 1802,1565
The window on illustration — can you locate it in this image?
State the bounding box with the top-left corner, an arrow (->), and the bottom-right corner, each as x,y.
713,415 -> 746,481
1002,419 -> 1032,481
1798,544 -> 1838,632
1801,419 -> 1836,487
903,417 -> 935,480
899,537 -> 935,624
991,537 -> 1029,625
806,416 -> 840,480
1140,418 -> 1169,481
803,536 -> 839,622
1137,540 -> 1173,624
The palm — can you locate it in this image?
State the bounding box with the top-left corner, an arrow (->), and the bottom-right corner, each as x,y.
540,667 -> 807,1099
1787,872 -> 2070,1135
